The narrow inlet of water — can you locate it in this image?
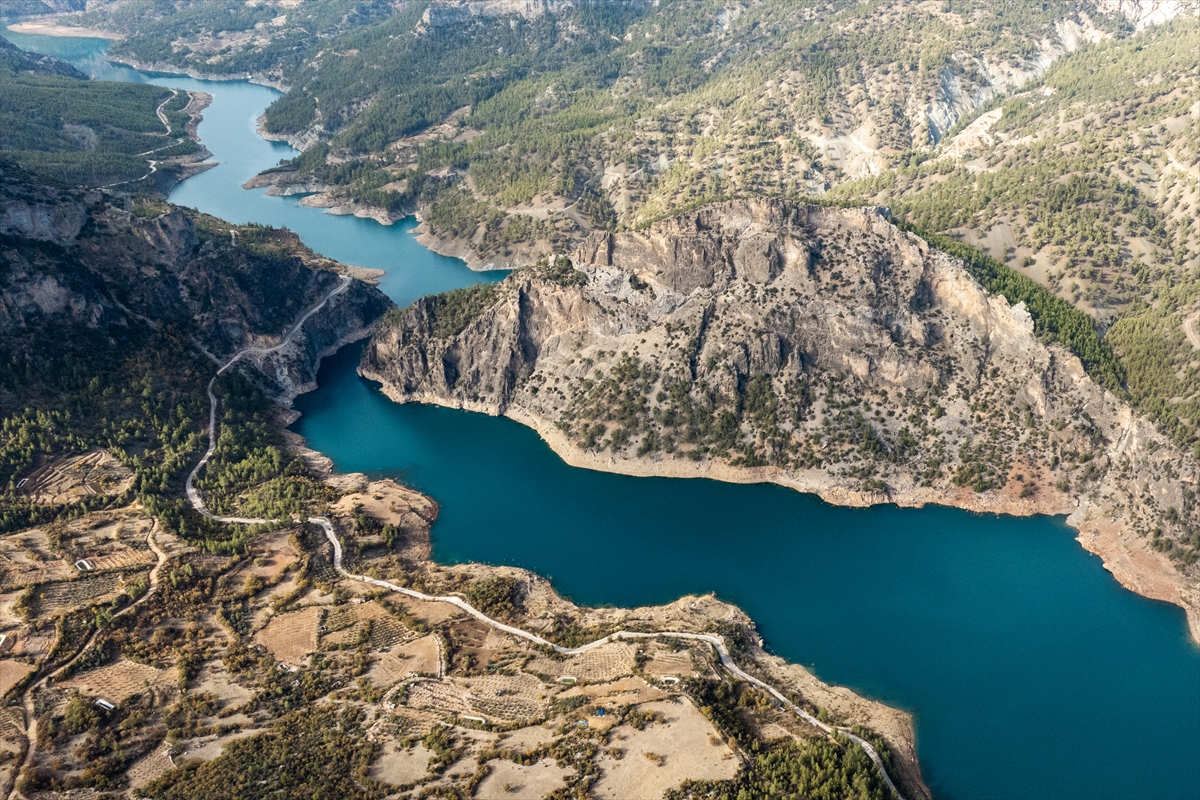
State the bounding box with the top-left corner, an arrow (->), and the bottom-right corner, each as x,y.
8,30 -> 1200,800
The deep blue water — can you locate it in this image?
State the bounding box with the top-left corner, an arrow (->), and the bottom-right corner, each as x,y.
9,30 -> 1200,800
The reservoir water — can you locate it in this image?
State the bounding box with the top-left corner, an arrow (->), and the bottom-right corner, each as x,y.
8,30 -> 1200,800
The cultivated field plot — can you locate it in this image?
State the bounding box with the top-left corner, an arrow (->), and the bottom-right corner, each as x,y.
386,634 -> 440,679
405,678 -> 471,716
60,511 -> 155,558
321,601 -> 410,650
87,549 -> 156,573
0,706 -> 25,791
526,641 -> 638,683
191,660 -> 252,710
562,677 -> 668,710
458,673 -> 547,722
641,646 -> 700,679
60,658 -> 174,703
254,605 -> 320,664
127,742 -> 176,790
0,531 -> 74,589
398,595 -> 461,626
475,757 -> 571,799
370,741 -> 433,787
366,651 -> 414,688
0,512 -> 156,593
17,450 -> 135,506
592,699 -> 738,800
0,660 -> 33,698
30,570 -> 147,616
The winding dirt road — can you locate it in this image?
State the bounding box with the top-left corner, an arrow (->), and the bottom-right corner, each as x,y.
6,523 -> 168,800
185,275 -> 351,522
314,517 -> 903,798
177,270 -> 905,798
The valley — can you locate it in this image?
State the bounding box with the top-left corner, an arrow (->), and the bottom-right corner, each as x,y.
0,11 -> 1197,800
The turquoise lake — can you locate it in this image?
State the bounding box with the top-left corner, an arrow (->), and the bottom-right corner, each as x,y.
7,29 -> 1199,800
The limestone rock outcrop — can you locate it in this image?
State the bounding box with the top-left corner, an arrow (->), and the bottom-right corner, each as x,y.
0,165 -> 391,407
363,198 -> 1200,638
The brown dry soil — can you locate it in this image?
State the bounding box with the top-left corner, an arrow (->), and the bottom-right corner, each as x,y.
0,479 -> 928,800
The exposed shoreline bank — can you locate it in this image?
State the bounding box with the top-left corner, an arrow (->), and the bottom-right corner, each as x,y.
362,382 -> 1200,647
5,21 -> 121,39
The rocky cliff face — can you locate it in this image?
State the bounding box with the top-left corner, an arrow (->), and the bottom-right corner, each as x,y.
416,0 -> 645,31
0,165 -> 391,408
362,199 -> 1200,638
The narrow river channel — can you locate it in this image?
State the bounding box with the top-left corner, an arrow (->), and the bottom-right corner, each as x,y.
6,29 -> 1199,800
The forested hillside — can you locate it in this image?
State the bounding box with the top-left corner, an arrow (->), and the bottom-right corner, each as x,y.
59,1 -> 1141,225
835,18 -> 1200,451
0,35 -> 206,190
0,162 -> 389,538
33,0 -> 1200,448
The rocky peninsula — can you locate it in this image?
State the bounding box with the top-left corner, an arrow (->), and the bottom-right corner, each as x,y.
361,199 -> 1200,642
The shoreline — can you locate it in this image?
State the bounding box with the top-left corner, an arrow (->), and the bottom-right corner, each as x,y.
5,21 -> 121,40
360,379 -> 1200,647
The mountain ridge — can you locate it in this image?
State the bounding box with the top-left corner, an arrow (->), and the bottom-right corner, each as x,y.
361,198 -> 1200,640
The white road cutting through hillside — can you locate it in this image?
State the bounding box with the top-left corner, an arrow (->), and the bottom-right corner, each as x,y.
185,275 -> 350,522
101,90 -> 183,188
183,273 -> 905,800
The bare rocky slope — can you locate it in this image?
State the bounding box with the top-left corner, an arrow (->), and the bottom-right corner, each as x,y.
362,199 -> 1200,640
0,164 -> 390,410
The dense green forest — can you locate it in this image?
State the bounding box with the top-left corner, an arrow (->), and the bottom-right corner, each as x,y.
0,35 -> 191,188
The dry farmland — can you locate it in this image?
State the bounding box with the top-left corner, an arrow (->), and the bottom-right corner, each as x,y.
525,641 -> 639,684
0,659 -> 33,698
254,605 -> 321,664
592,699 -> 738,799
474,757 -> 572,798
17,450 -> 134,506
30,569 -> 148,616
59,658 -> 174,703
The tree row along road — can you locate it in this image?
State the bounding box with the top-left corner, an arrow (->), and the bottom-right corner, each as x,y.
183,276 -> 906,800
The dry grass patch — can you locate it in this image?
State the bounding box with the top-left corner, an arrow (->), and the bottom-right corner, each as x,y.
191,660 -> 252,709
240,529 -> 300,582
393,634 -> 441,677
332,478 -> 436,560
17,450 -> 134,506
60,658 -> 173,703
592,699 -> 737,800
0,660 -> 33,698
177,728 -> 261,762
254,605 -> 321,664
370,741 -> 433,787
496,722 -> 557,753
474,757 -> 571,798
